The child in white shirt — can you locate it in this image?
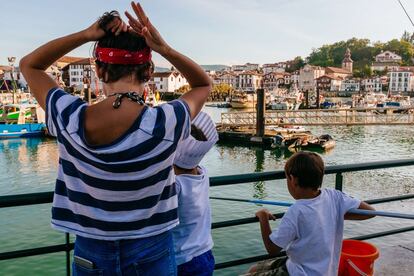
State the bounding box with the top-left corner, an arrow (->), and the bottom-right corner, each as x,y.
247,151 -> 375,276
172,111 -> 218,276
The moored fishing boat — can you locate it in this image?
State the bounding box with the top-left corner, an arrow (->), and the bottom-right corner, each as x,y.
0,104 -> 46,139
272,133 -> 335,151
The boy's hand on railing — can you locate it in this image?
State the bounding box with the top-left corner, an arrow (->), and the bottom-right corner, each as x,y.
256,209 -> 276,221
125,2 -> 170,56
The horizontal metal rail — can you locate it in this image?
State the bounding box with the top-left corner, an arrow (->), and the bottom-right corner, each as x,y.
211,194 -> 414,229
2,159 -> 414,207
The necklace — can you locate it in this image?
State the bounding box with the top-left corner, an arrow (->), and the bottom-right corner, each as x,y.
107,92 -> 145,109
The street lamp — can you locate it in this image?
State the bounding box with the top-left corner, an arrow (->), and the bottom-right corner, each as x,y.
83,66 -> 91,104
7,57 -> 17,103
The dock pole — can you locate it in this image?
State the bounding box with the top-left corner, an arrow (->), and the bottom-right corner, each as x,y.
256,88 -> 265,137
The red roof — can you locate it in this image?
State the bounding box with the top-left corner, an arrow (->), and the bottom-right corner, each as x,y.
325,67 -> 351,74
57,56 -> 85,64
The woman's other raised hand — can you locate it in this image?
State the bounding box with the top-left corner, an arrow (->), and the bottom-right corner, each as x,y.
125,2 -> 170,55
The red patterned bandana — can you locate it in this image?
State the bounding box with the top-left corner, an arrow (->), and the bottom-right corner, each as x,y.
95,46 -> 152,65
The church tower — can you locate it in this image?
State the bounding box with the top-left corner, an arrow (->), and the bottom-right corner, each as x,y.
342,48 -> 353,73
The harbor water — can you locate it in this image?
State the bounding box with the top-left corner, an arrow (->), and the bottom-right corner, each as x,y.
1,106 -> 414,275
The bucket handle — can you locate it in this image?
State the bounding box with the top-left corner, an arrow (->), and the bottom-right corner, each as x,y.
347,259 -> 369,276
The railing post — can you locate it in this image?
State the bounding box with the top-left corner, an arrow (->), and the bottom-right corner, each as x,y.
65,233 -> 70,276
335,172 -> 343,191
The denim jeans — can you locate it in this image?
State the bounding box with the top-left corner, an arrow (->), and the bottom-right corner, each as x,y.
72,231 -> 176,276
177,250 -> 215,276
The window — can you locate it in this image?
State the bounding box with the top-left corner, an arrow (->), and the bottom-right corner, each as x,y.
171,77 -> 173,81
160,77 -> 163,81
160,85 -> 163,89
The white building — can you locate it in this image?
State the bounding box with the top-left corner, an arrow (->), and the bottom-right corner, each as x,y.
361,77 -> 382,92
375,51 -> 402,63
341,79 -> 360,92
231,63 -> 260,72
372,51 -> 402,72
66,58 -> 101,91
216,72 -> 238,88
236,71 -> 262,92
299,64 -> 325,92
388,67 -> 414,93
150,71 -> 188,93
262,63 -> 286,74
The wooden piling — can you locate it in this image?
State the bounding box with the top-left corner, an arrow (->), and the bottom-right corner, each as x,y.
256,89 -> 265,137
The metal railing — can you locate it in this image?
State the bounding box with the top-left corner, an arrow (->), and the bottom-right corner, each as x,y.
220,107 -> 414,127
1,159 -> 414,275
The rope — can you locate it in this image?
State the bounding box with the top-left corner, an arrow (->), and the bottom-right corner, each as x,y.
210,196 -> 414,220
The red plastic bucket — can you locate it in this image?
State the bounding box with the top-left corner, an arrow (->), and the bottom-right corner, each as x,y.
338,240 -> 379,276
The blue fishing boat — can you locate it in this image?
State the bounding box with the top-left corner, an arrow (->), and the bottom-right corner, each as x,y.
0,104 -> 46,139
0,123 -> 45,138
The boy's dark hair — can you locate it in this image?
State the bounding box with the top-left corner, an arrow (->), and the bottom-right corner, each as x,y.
94,11 -> 154,83
284,151 -> 324,190
190,125 -> 208,141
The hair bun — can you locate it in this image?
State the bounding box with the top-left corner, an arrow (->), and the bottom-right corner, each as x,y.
98,11 -> 121,35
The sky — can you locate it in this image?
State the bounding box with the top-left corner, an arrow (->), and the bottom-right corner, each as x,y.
1,0 -> 414,68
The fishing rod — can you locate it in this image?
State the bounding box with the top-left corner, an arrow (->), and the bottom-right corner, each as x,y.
210,196 -> 414,220
397,0 -> 414,28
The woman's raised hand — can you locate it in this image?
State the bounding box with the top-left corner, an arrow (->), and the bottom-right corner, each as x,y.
83,13 -> 129,41
125,2 -> 170,55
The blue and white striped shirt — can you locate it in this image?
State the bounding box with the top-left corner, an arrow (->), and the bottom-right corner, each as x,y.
46,88 -> 190,240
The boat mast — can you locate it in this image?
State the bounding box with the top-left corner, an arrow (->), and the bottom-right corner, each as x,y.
397,0 -> 414,28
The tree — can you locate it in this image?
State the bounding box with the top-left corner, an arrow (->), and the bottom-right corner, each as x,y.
286,56 -> 305,72
176,84 -> 191,93
211,83 -> 234,101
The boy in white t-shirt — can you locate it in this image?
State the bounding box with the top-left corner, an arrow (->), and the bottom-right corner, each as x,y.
172,111 -> 218,276
247,151 -> 375,276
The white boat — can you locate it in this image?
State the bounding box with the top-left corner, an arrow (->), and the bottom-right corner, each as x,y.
352,92 -> 387,108
230,94 -> 252,109
267,96 -> 300,110
268,125 -> 308,134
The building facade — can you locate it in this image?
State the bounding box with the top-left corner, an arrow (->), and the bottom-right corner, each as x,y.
388,67 -> 414,93
372,51 -> 402,72
65,58 -> 101,91
262,63 -> 286,74
231,63 -> 260,72
341,79 -> 360,92
236,71 -> 262,92
361,77 -> 382,92
150,71 -> 188,93
299,65 -> 325,92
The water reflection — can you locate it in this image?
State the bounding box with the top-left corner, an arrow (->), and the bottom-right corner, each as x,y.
253,148 -> 266,199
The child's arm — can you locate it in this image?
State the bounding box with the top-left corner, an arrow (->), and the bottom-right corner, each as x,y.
125,2 -> 211,120
256,209 -> 283,256
345,201 -> 376,220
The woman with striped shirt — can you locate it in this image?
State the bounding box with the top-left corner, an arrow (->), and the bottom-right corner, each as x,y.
20,2 -> 211,275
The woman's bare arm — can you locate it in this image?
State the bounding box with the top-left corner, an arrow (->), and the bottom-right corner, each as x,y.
19,17 -> 127,110
126,2 -> 211,119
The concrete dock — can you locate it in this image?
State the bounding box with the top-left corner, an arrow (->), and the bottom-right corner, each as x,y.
375,242 -> 414,275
